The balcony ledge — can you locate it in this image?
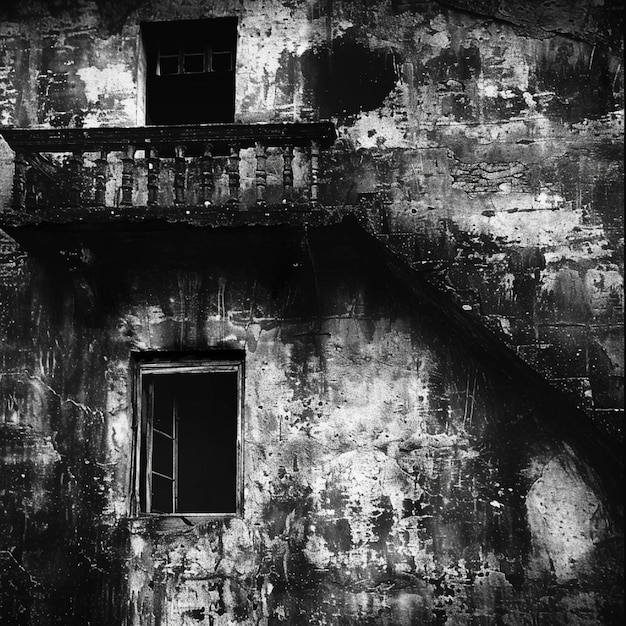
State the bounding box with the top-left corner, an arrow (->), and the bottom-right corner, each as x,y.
1,121 -> 338,218
0,122 -> 337,153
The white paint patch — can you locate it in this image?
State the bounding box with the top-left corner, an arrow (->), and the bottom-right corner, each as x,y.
348,109 -> 408,149
526,454 -> 602,581
77,64 -> 136,125
522,91 -> 536,108
427,14 -> 451,50
482,83 -> 499,98
303,533 -> 333,569
130,534 -> 147,559
468,202 -> 608,250
77,64 -> 135,104
534,190 -> 565,209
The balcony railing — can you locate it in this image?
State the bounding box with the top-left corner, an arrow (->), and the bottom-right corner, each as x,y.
1,123 -> 336,218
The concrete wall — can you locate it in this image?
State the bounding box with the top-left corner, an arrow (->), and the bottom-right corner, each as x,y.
0,0 -> 623,411
0,0 -> 623,624
0,225 -> 621,624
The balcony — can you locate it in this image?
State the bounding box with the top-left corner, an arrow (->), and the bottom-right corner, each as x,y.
0,122 -> 338,225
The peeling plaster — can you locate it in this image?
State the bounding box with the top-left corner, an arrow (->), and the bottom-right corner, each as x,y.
526,453 -> 606,582
0,0 -> 623,624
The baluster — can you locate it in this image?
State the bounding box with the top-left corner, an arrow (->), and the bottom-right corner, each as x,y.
283,144 -> 293,202
174,145 -> 186,205
13,152 -> 27,210
255,141 -> 266,205
201,143 -> 213,205
121,145 -> 135,206
68,150 -> 83,208
147,147 -> 160,207
94,150 -> 108,207
310,140 -> 320,203
228,144 -> 240,204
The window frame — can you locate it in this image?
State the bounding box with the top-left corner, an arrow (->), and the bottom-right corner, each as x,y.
131,354 -> 244,519
156,44 -> 234,76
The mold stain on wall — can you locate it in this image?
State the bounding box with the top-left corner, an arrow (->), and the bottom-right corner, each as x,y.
0,0 -> 623,624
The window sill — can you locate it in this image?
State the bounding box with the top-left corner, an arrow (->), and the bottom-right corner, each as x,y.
126,513 -> 241,533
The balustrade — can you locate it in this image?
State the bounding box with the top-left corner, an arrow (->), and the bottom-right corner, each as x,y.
1,123 -> 336,215
95,151 -> 108,207
200,144 -> 214,206
120,145 -> 135,207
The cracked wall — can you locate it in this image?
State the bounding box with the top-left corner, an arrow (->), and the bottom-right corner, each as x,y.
1,226 -> 622,624
0,0 -> 623,624
0,3 -> 623,412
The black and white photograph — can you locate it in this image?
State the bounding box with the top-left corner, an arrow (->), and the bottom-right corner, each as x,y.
0,1 -> 623,624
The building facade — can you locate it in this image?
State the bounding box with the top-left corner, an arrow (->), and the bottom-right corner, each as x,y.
0,1 -> 623,624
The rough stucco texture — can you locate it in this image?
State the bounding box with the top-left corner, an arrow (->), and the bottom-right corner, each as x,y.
0,0 -> 622,412
0,0 -> 623,624
0,227 -> 622,624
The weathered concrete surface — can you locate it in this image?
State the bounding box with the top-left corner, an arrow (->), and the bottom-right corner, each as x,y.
0,0 -> 623,624
0,222 -> 622,624
0,0 -> 622,412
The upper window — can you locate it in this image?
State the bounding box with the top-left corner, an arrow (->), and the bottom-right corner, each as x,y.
157,42 -> 234,76
141,18 -> 237,125
133,353 -> 244,516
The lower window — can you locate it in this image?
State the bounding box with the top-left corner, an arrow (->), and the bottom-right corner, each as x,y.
133,353 -> 244,516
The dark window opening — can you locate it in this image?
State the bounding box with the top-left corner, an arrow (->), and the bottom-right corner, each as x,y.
142,18 -> 237,125
135,355 -> 243,515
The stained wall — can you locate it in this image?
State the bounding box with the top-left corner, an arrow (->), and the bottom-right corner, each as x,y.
0,0 -> 623,624
0,224 -> 621,624
0,0 -> 623,411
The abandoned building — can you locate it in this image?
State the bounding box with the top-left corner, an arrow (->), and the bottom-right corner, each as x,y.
0,0 -> 623,624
